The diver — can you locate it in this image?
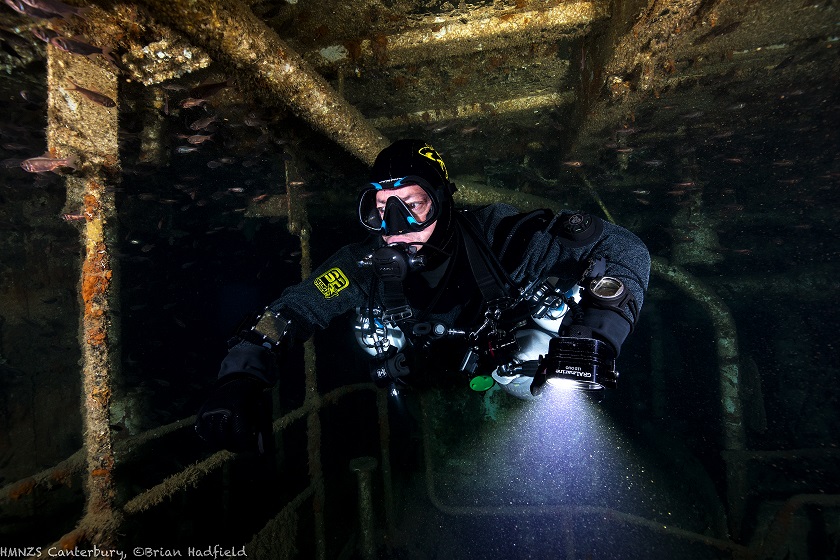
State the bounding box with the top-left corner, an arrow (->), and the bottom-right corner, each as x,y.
195,139 -> 651,454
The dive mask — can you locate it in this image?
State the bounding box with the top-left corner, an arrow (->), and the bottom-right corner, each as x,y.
358,175 -> 441,236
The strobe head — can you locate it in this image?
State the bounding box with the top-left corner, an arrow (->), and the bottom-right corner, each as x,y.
530,336 -> 618,396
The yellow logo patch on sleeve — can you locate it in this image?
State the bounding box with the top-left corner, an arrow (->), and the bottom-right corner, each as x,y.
314,267 -> 350,299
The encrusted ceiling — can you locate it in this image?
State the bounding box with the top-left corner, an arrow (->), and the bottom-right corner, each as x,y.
0,0 -> 837,192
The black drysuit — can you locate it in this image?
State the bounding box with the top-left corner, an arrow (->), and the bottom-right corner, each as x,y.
219,203 -> 651,388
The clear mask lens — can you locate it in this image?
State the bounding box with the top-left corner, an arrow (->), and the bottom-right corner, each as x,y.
358,176 -> 439,235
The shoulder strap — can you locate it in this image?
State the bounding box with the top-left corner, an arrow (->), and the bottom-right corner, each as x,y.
456,212 -> 514,302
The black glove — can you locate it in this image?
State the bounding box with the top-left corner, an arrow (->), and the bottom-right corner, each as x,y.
195,375 -> 272,454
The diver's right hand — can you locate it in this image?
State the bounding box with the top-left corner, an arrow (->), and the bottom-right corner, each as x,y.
195,375 -> 271,454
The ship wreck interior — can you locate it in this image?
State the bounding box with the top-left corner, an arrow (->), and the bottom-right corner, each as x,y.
0,0 -> 838,558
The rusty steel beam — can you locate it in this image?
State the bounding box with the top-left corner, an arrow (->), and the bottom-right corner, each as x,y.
133,0 -> 388,166
371,91 -> 574,130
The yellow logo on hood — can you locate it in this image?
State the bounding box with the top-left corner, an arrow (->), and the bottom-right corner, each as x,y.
314,267 -> 349,299
419,145 -> 448,180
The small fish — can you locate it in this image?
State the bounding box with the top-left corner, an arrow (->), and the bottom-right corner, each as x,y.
20,0 -> 87,19
49,36 -> 116,66
244,114 -> 267,128
19,89 -> 44,104
31,26 -> 59,43
692,21 -> 741,46
2,142 -> 29,151
20,153 -> 77,173
3,0 -> 56,19
161,83 -> 188,92
66,79 -> 116,107
189,114 -> 219,130
562,160 -> 584,168
180,97 -> 207,109
174,145 -> 200,154
188,80 -> 228,99
186,134 -> 213,145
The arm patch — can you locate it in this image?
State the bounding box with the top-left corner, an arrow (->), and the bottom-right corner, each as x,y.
314,267 -> 350,299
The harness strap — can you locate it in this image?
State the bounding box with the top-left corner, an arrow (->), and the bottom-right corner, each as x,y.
371,212 -> 517,332
456,212 -> 514,302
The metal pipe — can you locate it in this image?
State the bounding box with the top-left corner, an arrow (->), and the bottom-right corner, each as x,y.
349,456 -> 379,560
649,256 -> 747,538
133,0 -> 388,166
649,257 -> 745,452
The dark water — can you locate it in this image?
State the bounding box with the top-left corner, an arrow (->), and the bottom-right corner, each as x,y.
1,12 -> 839,560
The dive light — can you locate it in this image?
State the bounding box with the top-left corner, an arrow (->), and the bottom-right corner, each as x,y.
530,335 -> 618,396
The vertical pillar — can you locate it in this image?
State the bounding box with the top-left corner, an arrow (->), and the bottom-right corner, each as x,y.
349,456 -> 378,560
47,45 -> 121,542
285,160 -> 326,560
376,391 -> 395,535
